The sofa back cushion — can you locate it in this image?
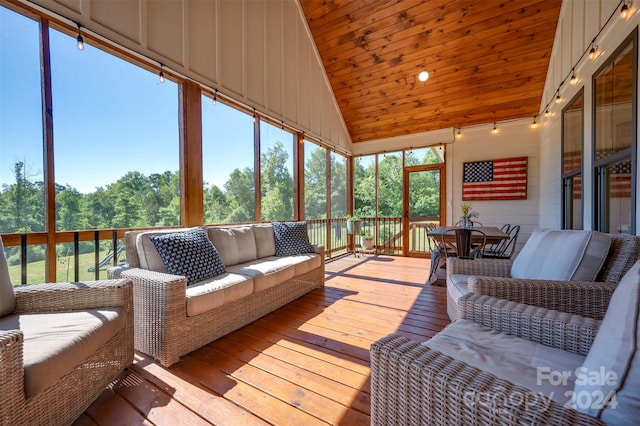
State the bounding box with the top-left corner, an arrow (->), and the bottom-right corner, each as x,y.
597,234 -> 640,283
207,226 -> 257,267
511,228 -> 610,281
253,224 -> 276,258
135,227 -> 196,273
574,261 -> 640,422
0,237 -> 16,317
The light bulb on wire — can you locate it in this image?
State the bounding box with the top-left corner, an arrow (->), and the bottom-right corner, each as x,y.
621,1 -> 630,18
491,122 -> 498,134
212,89 -> 218,105
570,68 -> 577,84
76,23 -> 84,50
589,43 -> 598,60
531,116 -> 538,129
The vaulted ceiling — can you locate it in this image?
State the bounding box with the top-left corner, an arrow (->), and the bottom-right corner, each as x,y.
299,0 -> 563,143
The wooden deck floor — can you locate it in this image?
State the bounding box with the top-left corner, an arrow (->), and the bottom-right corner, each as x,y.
75,255 -> 450,426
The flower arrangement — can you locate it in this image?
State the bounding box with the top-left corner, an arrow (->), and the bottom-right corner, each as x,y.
460,202 -> 479,228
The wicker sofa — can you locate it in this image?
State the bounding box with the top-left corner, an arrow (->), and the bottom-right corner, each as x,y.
0,238 -> 133,426
370,260 -> 640,426
446,229 -> 640,320
108,222 -> 325,367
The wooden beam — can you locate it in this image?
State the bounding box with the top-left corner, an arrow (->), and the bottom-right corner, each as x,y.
40,18 -> 57,282
179,80 -> 204,227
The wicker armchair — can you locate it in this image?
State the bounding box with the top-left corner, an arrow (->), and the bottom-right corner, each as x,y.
0,239 -> 133,425
370,261 -> 640,426
446,232 -> 640,320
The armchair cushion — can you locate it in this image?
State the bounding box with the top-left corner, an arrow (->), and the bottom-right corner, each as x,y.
151,227 -> 226,285
511,228 -> 610,281
0,308 -> 125,398
0,238 -> 15,317
423,319 -> 585,405
272,221 -> 314,256
575,261 -> 640,422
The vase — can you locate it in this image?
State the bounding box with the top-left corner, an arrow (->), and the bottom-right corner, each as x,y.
462,218 -> 473,229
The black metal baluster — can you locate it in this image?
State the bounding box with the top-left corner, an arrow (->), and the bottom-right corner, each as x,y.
21,234 -> 27,285
94,230 -> 100,280
73,232 -> 79,282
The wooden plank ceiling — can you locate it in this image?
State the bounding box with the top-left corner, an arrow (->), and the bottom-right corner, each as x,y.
299,0 -> 562,143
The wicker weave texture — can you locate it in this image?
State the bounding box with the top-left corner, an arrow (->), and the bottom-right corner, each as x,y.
458,294 -> 600,356
370,334 -> 605,426
110,265 -> 324,367
0,279 -> 133,426
468,276 -> 615,320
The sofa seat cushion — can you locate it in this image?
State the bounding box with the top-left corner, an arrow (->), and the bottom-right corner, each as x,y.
447,273 -> 471,305
0,308 -> 125,399
227,257 -> 296,292
207,226 -> 258,267
511,229 -> 610,281
423,319 -> 585,405
185,273 -> 254,317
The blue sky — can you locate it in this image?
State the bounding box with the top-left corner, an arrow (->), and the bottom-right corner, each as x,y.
1,6 -> 290,194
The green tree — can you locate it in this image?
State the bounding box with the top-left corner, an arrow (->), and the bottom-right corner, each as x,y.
304,145 -> 327,219
56,185 -> 88,231
261,141 -> 293,221
224,167 -> 255,222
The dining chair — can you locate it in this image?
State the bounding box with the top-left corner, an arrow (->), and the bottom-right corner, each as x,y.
482,224 -> 520,259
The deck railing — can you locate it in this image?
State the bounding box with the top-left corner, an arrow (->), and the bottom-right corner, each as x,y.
1,217 -> 439,284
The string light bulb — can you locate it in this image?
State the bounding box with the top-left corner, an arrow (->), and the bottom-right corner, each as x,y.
491,122 -> 498,134
253,109 -> 256,123
589,43 -> 598,60
544,108 -> 550,117
456,127 -> 462,138
531,116 -> 538,128
570,68 -> 577,84
212,89 -> 218,105
158,64 -> 165,83
555,90 -> 562,104
621,1 -> 630,18
76,23 -> 84,50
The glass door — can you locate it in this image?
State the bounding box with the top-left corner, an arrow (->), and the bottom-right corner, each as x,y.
403,165 -> 445,256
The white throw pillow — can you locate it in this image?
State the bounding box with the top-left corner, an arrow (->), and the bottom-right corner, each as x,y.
511,228 -> 610,281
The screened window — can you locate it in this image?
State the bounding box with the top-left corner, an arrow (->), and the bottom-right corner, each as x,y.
377,152 -> 403,217
0,7 -> 45,234
202,98 -> 255,224
562,91 -> 584,230
50,27 -> 179,230
404,146 -> 445,166
594,31 -> 636,234
260,121 -> 294,221
354,155 -> 376,218
330,152 -> 347,218
304,140 -> 327,219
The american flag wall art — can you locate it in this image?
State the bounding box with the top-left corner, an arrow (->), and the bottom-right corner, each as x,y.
462,157 -> 528,201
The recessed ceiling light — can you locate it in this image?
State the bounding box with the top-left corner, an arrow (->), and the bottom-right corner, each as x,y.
418,70 -> 429,82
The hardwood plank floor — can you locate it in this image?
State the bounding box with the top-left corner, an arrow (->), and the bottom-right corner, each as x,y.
77,255 -> 449,425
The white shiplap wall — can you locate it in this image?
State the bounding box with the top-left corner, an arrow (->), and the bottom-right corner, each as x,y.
446,119 -> 541,253
26,0 -> 352,152
539,0 -> 640,231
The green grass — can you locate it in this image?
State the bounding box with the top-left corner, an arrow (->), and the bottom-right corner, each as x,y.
9,250 -> 120,285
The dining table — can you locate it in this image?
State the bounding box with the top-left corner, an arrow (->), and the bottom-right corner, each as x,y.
426,226 -> 511,284
428,226 -> 511,257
